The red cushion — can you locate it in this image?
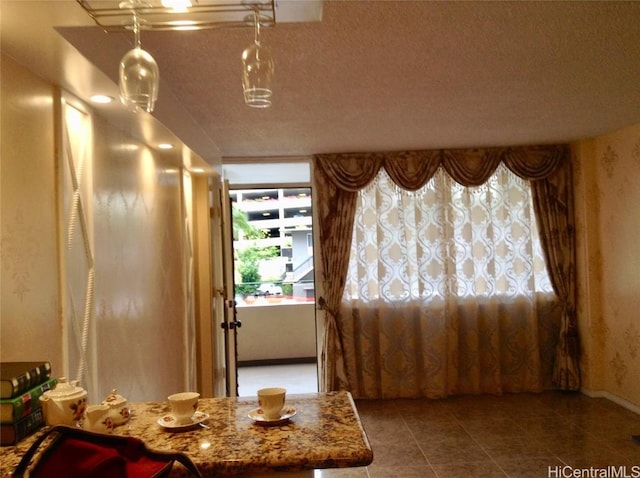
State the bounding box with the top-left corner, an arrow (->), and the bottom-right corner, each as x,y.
31,435 -> 173,478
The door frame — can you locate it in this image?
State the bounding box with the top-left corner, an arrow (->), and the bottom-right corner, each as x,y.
191,172 -> 218,397
220,180 -> 239,396
228,183 -> 320,394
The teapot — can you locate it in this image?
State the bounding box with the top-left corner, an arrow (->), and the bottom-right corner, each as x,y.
84,404 -> 114,433
101,389 -> 130,426
39,377 -> 88,426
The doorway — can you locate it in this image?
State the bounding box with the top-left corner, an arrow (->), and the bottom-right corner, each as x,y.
229,186 -> 318,396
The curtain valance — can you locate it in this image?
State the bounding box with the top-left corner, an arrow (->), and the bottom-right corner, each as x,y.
315,144 -> 568,191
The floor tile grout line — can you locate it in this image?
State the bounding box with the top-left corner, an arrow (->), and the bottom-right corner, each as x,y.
398,410 -> 443,478
452,412 -> 511,477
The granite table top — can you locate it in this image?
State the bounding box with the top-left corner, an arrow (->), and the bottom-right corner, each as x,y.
0,391 -> 373,477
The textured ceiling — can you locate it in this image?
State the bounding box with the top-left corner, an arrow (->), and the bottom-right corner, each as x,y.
3,1 -> 640,165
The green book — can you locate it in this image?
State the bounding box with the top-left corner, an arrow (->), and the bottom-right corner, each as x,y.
0,377 -> 57,424
0,407 -> 44,446
0,362 -> 52,399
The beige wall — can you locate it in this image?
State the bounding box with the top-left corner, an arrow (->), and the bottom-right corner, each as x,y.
90,114 -> 193,402
1,54 -> 63,375
1,53 -> 199,402
575,122 -> 640,410
236,303 -> 316,363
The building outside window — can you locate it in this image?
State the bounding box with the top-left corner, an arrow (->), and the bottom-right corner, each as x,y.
231,187 -> 314,306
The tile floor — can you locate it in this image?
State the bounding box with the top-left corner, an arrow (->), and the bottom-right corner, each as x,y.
237,365 -> 640,478
326,393 -> 640,478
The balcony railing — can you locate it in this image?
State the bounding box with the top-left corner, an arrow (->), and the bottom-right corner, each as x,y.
236,280 -> 314,306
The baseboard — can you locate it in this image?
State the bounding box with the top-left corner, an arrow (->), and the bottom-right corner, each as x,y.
580,387 -> 640,415
238,357 -> 317,368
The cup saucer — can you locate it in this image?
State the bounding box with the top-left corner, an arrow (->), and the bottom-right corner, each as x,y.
248,406 -> 296,425
157,411 -> 209,431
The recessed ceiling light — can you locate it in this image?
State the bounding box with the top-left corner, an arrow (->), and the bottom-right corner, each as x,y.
192,168 -> 205,173
158,143 -> 174,150
116,144 -> 139,152
90,95 -> 114,104
161,0 -> 192,11
168,20 -> 199,30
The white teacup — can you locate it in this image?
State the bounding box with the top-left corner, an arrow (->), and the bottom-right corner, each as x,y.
168,392 -> 200,425
257,387 -> 286,419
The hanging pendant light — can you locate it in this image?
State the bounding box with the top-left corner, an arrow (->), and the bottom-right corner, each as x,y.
119,2 -> 160,113
242,9 -> 274,108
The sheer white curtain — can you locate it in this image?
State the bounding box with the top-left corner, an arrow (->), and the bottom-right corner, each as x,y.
340,165 -> 561,398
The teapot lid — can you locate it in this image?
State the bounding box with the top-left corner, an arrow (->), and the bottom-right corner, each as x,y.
46,377 -> 86,399
103,388 -> 127,406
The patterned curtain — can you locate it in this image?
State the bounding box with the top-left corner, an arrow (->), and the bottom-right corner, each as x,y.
313,157 -> 382,392
532,162 -> 580,390
313,145 -> 579,396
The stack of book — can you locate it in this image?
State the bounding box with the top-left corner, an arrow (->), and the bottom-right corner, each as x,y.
0,361 -> 56,446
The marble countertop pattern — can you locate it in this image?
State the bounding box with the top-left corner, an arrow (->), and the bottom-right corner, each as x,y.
0,391 -> 373,477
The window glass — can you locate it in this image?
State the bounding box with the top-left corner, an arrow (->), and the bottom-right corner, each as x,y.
233,187 -> 315,306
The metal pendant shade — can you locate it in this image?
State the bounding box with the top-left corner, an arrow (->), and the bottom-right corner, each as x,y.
242,11 -> 274,108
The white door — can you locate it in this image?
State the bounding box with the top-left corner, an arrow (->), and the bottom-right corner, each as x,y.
211,179 -> 239,396
209,177 -> 227,396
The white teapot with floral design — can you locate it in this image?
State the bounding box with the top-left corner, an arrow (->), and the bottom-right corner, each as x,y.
101,389 -> 130,426
39,377 -> 88,426
84,404 -> 113,433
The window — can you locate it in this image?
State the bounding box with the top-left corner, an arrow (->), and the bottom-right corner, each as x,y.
232,187 -> 315,305
343,165 -> 553,304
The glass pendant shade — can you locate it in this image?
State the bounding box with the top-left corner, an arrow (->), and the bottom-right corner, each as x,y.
242,11 -> 273,108
118,14 -> 159,113
242,41 -> 274,108
119,46 -> 159,113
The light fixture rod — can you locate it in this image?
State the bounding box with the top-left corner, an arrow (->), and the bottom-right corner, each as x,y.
253,9 -> 260,45
77,0 -> 276,32
132,13 -> 141,46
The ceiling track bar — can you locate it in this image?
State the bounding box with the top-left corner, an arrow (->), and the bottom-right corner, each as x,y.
76,0 -> 276,32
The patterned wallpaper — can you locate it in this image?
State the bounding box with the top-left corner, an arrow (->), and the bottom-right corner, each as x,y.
575,122 -> 640,409
89,115 -> 195,403
0,55 -> 63,373
1,54 -> 197,403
